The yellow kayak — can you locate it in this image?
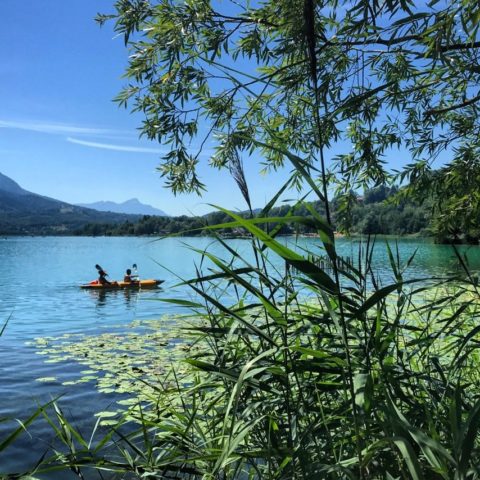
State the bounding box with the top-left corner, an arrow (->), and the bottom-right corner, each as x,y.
81,279 -> 164,290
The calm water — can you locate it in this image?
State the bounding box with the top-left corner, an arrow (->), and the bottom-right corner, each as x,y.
1,235 -> 479,474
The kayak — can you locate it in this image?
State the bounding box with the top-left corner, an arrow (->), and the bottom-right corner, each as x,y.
81,279 -> 164,290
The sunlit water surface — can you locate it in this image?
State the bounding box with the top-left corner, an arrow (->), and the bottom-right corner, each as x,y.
1,235 -> 479,474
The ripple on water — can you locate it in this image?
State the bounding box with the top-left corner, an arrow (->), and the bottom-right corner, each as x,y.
1,236 -> 480,473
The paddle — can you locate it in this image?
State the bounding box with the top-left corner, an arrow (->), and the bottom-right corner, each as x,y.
131,263 -> 139,281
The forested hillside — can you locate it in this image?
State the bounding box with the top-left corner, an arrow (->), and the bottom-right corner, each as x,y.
74,185 -> 435,239
0,172 -> 140,235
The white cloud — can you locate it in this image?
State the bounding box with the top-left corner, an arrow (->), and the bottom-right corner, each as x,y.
0,118 -> 213,156
0,119 -> 130,137
67,137 -> 165,154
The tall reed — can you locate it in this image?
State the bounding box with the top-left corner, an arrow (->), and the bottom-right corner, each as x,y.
16,207 -> 480,480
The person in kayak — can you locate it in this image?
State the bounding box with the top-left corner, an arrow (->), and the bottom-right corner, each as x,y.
95,264 -> 111,285
124,268 -> 133,283
131,263 -> 139,281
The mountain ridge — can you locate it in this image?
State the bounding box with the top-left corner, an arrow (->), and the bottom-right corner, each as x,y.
0,172 -> 141,235
0,172 -> 30,196
77,198 -> 168,216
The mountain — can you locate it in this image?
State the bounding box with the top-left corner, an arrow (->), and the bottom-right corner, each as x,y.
0,172 -> 140,235
0,172 -> 29,196
77,198 -> 168,216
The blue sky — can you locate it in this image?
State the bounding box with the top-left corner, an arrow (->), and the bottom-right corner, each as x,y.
2,1 -> 453,217
1,0 -> 291,216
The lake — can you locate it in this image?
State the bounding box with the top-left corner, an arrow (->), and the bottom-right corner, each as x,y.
1,235 -> 479,474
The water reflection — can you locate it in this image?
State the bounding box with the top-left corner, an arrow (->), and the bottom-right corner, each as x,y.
85,288 -> 141,309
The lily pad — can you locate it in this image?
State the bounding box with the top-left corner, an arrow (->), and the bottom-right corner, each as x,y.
94,411 -> 119,418
33,315 -> 202,419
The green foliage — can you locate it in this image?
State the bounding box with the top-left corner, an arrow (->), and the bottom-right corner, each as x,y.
31,317 -> 192,414
6,1 -> 480,478
22,218 -> 480,479
349,187 -> 430,236
75,186 -> 432,238
99,0 -> 480,219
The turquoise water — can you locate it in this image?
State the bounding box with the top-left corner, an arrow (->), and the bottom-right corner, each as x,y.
1,235 -> 479,474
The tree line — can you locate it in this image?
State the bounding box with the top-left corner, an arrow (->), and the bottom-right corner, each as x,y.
74,184 -> 454,241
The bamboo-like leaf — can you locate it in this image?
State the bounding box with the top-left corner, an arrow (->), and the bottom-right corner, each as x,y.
392,436 -> 425,480
0,401 -> 55,452
452,324 -> 480,367
350,279 -> 424,318
210,206 -> 338,294
292,346 -> 346,366
157,298 -> 206,309
222,348 -> 276,439
259,175 -> 295,217
458,398 -> 480,473
0,313 -> 11,337
449,387 -> 461,459
184,359 -> 274,392
250,137 -> 325,202
353,372 -> 373,413
387,395 -> 453,474
186,280 -> 277,345
201,215 -> 334,240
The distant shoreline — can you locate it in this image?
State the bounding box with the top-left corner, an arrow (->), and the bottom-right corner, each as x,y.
0,232 -> 441,242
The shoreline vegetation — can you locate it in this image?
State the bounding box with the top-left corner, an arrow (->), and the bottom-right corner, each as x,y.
30,280 -> 480,427
69,186 -> 436,239
2,185 -> 474,244
5,0 -> 480,478
55,186 -> 480,244
2,185 -> 478,244
13,235 -> 480,479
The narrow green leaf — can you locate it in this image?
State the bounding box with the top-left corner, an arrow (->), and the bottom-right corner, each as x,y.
392,436 -> 424,480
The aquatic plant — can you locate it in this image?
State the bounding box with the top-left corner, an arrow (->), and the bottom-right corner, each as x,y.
32,317 -> 197,422
21,224 -> 480,479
